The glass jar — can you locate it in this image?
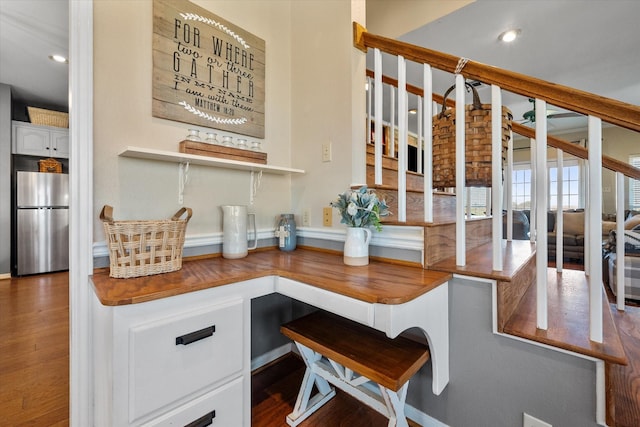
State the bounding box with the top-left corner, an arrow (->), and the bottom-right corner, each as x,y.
221,135 -> 234,147
236,138 -> 248,150
250,140 -> 262,151
205,132 -> 218,144
275,214 -> 296,252
186,129 -> 201,141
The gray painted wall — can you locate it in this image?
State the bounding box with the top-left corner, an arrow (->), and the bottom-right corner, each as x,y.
410,277 -> 598,427
0,84 -> 11,275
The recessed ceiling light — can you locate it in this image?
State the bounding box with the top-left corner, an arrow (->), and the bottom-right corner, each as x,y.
498,29 -> 521,43
49,54 -> 68,64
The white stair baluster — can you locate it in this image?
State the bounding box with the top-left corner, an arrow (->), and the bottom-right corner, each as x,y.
556,149 -> 564,273
374,49 -> 383,185
588,115 -> 603,343
423,64 -> 433,223
616,172 -> 626,311
491,84 -> 503,271
455,74 -> 466,266
535,99 -> 548,330
397,55 -> 407,222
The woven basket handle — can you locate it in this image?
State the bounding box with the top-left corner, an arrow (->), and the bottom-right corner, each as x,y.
100,205 -> 114,223
172,207 -> 193,222
438,82 -> 482,118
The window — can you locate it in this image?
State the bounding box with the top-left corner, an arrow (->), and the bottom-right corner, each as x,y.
512,166 -> 532,209
549,161 -> 580,210
468,187 -> 489,216
630,155 -> 640,209
511,160 -> 582,210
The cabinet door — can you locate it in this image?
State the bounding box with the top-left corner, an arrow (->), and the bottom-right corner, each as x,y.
13,124 -> 50,156
141,377 -> 243,427
129,299 -> 244,423
50,130 -> 69,158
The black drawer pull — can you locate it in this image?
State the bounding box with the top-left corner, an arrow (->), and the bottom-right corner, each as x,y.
184,410 -> 215,427
175,325 -> 216,345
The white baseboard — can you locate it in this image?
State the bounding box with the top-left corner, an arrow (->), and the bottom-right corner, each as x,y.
251,343 -> 294,371
0,273 -> 11,281
405,403 -> 449,427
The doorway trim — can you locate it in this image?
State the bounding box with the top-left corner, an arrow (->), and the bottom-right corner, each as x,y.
69,1 -> 94,425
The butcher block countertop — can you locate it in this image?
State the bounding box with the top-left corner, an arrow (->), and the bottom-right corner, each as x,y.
91,248 -> 452,306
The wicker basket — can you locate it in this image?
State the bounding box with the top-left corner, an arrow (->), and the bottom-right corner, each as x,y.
432,83 -> 512,188
39,158 -> 62,173
27,107 -> 69,128
100,205 -> 192,279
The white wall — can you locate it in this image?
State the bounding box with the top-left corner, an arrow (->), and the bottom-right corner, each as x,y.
289,0 -> 365,228
93,0 -> 294,240
367,0 -> 473,38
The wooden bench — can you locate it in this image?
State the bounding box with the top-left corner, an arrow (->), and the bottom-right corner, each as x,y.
280,310 -> 430,427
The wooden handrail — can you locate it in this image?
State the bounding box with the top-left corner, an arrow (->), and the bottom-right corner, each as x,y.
356,22 -> 640,134
364,72 -> 640,181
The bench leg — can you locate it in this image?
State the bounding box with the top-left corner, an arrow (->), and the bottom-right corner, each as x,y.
286,343 -> 336,427
379,382 -> 410,427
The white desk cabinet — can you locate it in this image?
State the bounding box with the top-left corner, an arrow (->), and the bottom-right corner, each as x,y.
93,289 -> 250,427
12,121 -> 69,158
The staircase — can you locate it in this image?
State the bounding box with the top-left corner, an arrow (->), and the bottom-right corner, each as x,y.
355,20 -> 640,426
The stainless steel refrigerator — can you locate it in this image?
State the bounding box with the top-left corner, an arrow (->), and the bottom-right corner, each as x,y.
16,171 -> 69,275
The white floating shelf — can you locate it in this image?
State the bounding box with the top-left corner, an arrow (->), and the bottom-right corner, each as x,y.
118,146 -> 305,175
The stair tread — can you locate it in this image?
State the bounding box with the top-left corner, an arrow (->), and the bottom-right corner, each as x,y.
430,239 -> 536,282
430,240 -> 627,364
503,268 -> 627,365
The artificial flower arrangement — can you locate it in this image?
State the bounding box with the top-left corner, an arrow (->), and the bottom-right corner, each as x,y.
330,186 -> 390,232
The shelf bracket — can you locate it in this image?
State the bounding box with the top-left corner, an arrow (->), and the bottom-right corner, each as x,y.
249,170 -> 263,205
178,162 -> 190,205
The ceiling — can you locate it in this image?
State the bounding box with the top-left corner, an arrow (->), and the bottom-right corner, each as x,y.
0,0 -> 638,131
370,0 -> 640,134
0,0 -> 69,111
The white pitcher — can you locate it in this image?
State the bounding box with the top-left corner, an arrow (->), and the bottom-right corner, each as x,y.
343,227 -> 372,266
221,205 -> 257,259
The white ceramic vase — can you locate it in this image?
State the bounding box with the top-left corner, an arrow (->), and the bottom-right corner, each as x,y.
343,227 -> 372,266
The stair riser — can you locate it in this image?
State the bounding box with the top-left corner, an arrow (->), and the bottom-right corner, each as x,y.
366,164 -> 424,193
424,218 -> 493,267
373,188 -> 456,224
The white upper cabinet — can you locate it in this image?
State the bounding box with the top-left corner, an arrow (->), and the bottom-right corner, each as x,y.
12,121 -> 69,159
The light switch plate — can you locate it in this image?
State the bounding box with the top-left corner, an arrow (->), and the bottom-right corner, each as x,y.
322,142 -> 332,162
323,207 -> 332,226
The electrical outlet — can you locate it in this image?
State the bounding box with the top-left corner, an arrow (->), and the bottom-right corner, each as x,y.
523,413 -> 552,427
322,142 -> 332,162
323,207 -> 332,226
302,209 -> 310,227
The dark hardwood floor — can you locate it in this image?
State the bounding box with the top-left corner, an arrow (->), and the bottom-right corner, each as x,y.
1,270 -> 639,426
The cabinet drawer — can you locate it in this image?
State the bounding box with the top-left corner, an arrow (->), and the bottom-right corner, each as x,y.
129,299 -> 243,422
141,377 -> 243,427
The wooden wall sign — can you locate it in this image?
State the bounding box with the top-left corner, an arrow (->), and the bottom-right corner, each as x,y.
153,0 -> 265,138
